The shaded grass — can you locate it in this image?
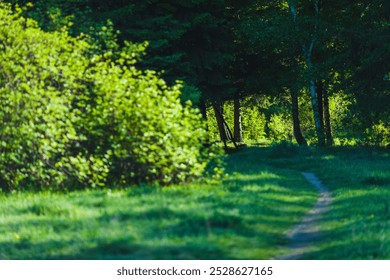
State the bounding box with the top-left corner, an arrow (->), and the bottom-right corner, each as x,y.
0,150 -> 317,260
2,145 -> 387,259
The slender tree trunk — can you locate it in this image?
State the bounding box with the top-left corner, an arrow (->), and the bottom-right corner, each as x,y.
290,88 -> 307,146
199,97 -> 210,143
199,98 -> 207,121
289,0 -> 325,146
234,98 -> 243,143
309,79 -> 326,146
213,104 -> 228,148
323,85 -> 334,146
316,81 -> 325,129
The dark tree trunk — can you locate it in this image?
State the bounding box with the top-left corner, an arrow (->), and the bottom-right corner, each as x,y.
213,104 -> 238,149
213,104 -> 228,148
234,98 -> 243,143
199,98 -> 207,121
199,97 -> 210,143
310,80 -> 325,146
323,86 -> 334,146
290,88 -> 307,146
316,81 -> 325,130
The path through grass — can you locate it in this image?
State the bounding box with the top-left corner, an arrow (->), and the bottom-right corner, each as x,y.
261,145 -> 390,259
1,145 -> 388,259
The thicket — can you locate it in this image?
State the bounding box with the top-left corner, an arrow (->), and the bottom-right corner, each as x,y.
0,4 -> 221,191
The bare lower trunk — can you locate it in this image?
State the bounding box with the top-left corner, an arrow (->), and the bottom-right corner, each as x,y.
316,81 -> 325,130
323,87 -> 334,146
199,98 -> 207,121
213,104 -> 238,149
213,104 -> 227,147
290,88 -> 307,146
309,80 -> 326,146
234,98 -> 243,143
199,98 -> 209,143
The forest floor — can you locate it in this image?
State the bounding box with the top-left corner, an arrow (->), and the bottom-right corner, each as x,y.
0,145 -> 389,259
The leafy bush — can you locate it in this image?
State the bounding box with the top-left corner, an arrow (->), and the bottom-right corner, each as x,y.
242,106 -> 267,143
267,113 -> 292,142
0,4 -> 219,191
363,121 -> 390,147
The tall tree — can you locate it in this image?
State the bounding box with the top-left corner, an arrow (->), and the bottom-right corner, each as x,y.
287,0 -> 325,146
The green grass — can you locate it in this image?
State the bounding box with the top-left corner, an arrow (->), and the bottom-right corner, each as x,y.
0,149 -> 317,259
1,145 -> 389,259
257,144 -> 390,259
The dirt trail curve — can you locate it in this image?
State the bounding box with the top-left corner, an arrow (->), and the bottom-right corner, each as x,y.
277,172 -> 332,260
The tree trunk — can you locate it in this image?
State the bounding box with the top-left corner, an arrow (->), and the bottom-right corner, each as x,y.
290,88 -> 307,146
234,98 -> 243,143
309,79 -> 326,146
289,0 -> 325,146
199,98 -> 208,121
213,104 -> 228,148
199,98 -> 210,143
323,85 -> 334,146
316,81 -> 325,129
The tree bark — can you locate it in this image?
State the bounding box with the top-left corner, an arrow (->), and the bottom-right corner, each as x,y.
289,0 -> 325,146
316,81 -> 325,130
290,88 -> 307,146
234,98 -> 243,143
309,79 -> 326,146
199,98 -> 208,121
213,104 -> 228,148
323,85 -> 334,146
213,104 -> 238,149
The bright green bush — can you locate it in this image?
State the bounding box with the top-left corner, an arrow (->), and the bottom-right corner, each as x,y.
85,63 -> 209,185
242,106 -> 267,143
0,4 -> 96,190
267,113 -> 292,142
363,121 -> 390,147
0,4 -> 217,191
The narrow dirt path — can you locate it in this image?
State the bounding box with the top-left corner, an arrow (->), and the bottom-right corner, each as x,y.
277,172 -> 332,260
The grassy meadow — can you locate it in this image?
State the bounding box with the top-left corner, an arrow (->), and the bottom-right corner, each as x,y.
0,145 -> 389,260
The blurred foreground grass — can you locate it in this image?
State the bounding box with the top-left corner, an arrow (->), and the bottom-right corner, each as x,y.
0,145 -> 388,259
0,147 -> 316,259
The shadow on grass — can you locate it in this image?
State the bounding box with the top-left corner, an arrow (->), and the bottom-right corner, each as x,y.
5,145 -> 387,259
0,150 -> 316,259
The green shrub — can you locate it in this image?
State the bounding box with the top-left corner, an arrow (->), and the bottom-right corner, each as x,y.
85,64 -> 210,185
363,121 -> 390,147
0,4 -> 96,190
267,113 -> 292,142
242,106 -> 267,143
0,4 -> 219,191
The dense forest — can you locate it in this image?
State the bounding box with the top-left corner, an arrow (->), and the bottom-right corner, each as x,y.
0,0 -> 389,190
